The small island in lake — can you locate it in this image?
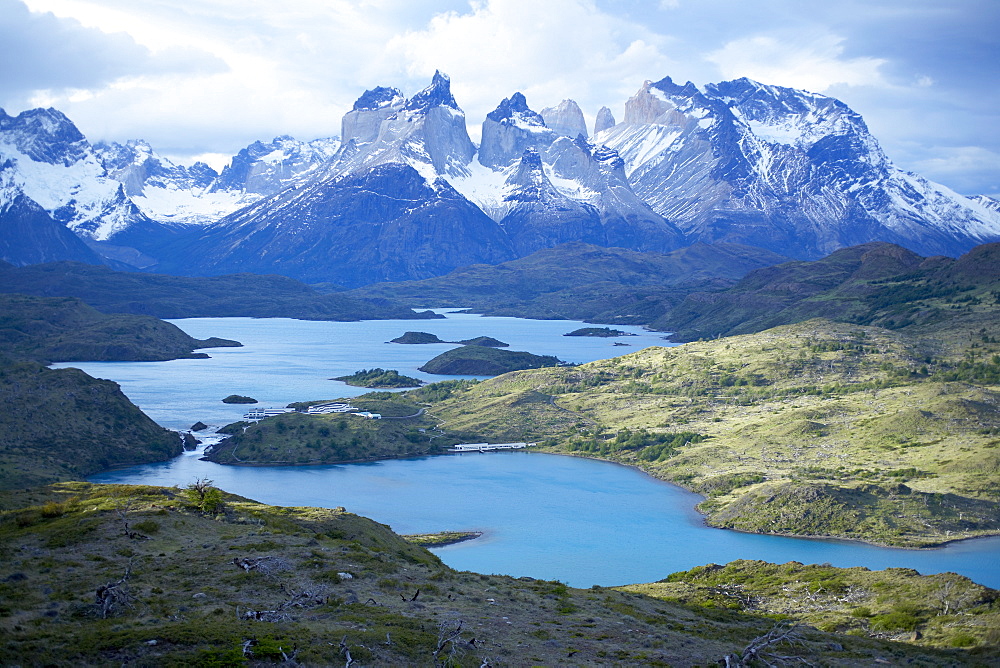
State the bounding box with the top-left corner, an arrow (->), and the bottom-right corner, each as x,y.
564,326 -> 635,337
389,331 -> 447,344
402,530 -> 484,547
333,368 -> 423,388
390,332 -> 510,347
222,394 -> 258,404
419,345 -> 563,375
457,336 -> 509,347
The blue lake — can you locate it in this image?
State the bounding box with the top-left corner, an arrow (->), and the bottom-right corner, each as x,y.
64,313 -> 1000,589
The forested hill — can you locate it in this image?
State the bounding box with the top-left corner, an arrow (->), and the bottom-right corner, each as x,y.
660,242 -> 1000,341
0,261 -> 439,322
0,293 -> 239,364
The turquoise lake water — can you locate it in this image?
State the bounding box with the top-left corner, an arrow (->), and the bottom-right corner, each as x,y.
63,312 -> 1000,589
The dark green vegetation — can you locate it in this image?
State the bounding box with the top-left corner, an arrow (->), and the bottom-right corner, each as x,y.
0,292 -> 238,490
418,345 -> 564,375
0,261 -> 439,321
1,483 -> 991,665
0,293 -> 240,364
0,357 -> 181,489
348,241 -> 789,325
207,394 -> 450,465
564,326 -> 634,337
222,395 -> 258,404
389,331 -> 447,344
662,241 -> 1000,341
333,368 -> 423,388
623,560 -> 1000,652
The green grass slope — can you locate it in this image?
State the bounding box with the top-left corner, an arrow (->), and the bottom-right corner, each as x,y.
0,482 -> 990,665
623,560 -> 1000,652
425,318 -> 1000,547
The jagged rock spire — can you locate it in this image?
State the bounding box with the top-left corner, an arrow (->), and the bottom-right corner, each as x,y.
594,106 -> 616,134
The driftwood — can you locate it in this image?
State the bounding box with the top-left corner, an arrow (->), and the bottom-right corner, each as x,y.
339,636 -> 354,668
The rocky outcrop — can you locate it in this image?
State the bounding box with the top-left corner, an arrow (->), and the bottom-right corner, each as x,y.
333,71 -> 475,178
479,92 -> 553,169
541,99 -> 588,139
594,106 -> 616,134
340,86 -> 404,146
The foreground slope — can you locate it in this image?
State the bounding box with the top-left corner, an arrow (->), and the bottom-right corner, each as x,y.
1,482 -> 992,665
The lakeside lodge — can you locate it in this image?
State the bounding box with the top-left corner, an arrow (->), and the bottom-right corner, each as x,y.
448,442 -> 536,453
242,403 -> 381,421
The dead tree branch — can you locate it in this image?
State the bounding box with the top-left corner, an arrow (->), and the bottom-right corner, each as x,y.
95,560 -> 135,618
433,619 -> 466,665
722,623 -> 813,667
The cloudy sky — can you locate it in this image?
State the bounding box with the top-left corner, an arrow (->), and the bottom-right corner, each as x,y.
2,0 -> 997,196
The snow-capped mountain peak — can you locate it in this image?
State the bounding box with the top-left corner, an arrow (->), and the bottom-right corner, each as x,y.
0,107 -> 147,240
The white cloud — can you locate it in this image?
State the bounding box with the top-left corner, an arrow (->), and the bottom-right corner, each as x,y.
383,0 -> 677,136
3,0 -> 996,197
910,146 -> 1000,198
705,33 -> 887,92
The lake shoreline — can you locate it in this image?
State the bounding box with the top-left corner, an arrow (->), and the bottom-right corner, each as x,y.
193,442 -> 1000,552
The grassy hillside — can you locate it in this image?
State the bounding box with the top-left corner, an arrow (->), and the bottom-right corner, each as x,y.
424,318 -> 1000,547
0,293 -> 240,364
622,560 -> 1000,651
0,261 -> 438,321
347,241 -> 788,324
0,482 -> 991,665
0,357 -> 182,489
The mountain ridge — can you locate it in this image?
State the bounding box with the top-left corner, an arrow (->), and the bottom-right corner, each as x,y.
2,73 -> 998,284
